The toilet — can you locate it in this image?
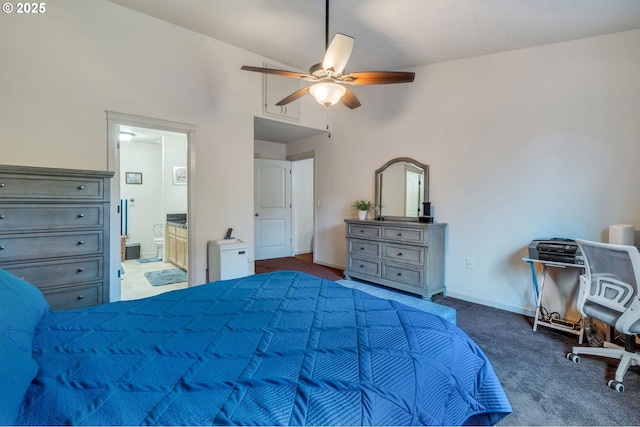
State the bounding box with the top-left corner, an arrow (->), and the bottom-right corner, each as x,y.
153,224 -> 164,259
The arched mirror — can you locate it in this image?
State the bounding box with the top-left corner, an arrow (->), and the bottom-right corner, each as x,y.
375,157 -> 429,221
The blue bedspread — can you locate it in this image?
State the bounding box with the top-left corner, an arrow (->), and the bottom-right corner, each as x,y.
17,271 -> 511,425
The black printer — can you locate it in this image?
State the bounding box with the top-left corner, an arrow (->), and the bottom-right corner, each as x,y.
528,238 -> 584,265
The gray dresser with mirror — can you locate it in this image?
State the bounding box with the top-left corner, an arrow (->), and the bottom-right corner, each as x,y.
0,165 -> 113,310
344,157 -> 447,299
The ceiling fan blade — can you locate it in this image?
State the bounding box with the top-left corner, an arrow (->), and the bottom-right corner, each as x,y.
341,71 -> 415,85
340,87 -> 361,109
241,66 -> 310,79
322,33 -> 354,74
275,86 -> 311,106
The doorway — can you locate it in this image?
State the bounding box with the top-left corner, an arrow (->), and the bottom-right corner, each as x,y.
291,156 -> 314,258
252,117 -> 321,263
254,158 -> 293,260
253,154 -> 315,262
118,125 -> 188,300
106,112 -> 196,302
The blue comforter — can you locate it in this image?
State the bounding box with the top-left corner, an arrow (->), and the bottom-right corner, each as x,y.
17,271 -> 511,425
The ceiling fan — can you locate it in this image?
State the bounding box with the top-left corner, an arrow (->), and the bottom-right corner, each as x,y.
241,0 -> 415,109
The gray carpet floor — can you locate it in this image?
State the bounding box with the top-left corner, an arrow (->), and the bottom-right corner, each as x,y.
433,295 -> 640,426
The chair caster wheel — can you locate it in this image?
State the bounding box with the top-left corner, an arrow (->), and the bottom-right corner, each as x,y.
608,380 -> 624,392
566,353 -> 580,363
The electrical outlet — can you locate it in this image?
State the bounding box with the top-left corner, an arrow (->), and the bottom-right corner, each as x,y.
465,258 -> 475,270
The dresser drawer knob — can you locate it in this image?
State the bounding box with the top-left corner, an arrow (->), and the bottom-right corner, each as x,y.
396,272 -> 402,276
77,295 -> 84,300
0,183 -> 4,188
77,213 -> 85,218
397,233 -> 403,237
359,264 -> 364,268
76,267 -> 84,273
77,240 -> 84,245
0,214 -> 5,219
0,245 -> 4,250
360,247 -> 365,250
77,185 -> 85,190
397,252 -> 403,256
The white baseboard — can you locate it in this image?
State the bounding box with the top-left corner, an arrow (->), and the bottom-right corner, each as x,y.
445,290 -> 536,318
313,259 -> 345,272
304,260 -> 533,318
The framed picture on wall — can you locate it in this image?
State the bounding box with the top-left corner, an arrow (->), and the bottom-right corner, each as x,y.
173,166 -> 187,185
126,172 -> 142,184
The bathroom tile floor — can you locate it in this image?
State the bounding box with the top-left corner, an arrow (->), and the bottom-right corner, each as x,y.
120,258 -> 188,301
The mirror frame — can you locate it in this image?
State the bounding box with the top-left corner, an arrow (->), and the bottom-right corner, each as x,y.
375,157 -> 429,221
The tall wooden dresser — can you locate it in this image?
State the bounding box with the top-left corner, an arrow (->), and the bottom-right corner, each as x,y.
344,219 -> 447,300
0,165 -> 113,311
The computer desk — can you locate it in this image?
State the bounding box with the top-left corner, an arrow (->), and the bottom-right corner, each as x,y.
523,257 -> 585,344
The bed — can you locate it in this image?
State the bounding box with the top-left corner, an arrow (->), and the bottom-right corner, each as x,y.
1,269 -> 511,426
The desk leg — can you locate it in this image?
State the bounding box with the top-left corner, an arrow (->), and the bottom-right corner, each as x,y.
529,261 -> 541,332
528,261 -> 539,299
532,264 -> 548,332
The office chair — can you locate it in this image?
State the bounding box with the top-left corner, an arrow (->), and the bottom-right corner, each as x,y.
566,239 -> 640,392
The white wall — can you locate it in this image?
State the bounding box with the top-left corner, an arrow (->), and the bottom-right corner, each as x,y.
0,0 -> 300,287
288,29 -> 640,315
254,139 -> 286,160
119,135 -> 187,260
163,135 -> 188,215
120,141 -> 164,258
3,1 -> 639,315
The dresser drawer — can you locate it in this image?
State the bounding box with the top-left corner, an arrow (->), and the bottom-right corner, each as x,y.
347,256 -> 381,277
347,223 -> 381,239
2,257 -> 103,289
381,226 -> 425,244
382,243 -> 425,265
382,263 -> 423,288
0,175 -> 104,200
0,204 -> 103,232
345,219 -> 446,299
42,283 -> 102,311
347,238 -> 380,258
0,231 -> 102,262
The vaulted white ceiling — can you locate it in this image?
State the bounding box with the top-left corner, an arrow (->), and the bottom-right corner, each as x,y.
107,0 -> 640,143
109,0 -> 640,73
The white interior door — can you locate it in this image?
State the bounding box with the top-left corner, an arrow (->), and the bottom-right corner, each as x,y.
292,157 -> 314,255
254,159 -> 292,260
405,169 -> 422,217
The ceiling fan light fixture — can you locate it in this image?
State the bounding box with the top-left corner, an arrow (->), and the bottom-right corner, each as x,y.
309,82 -> 346,106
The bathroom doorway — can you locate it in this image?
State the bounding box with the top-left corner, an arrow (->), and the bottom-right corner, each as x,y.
106,112 -> 196,302
118,125 -> 188,300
